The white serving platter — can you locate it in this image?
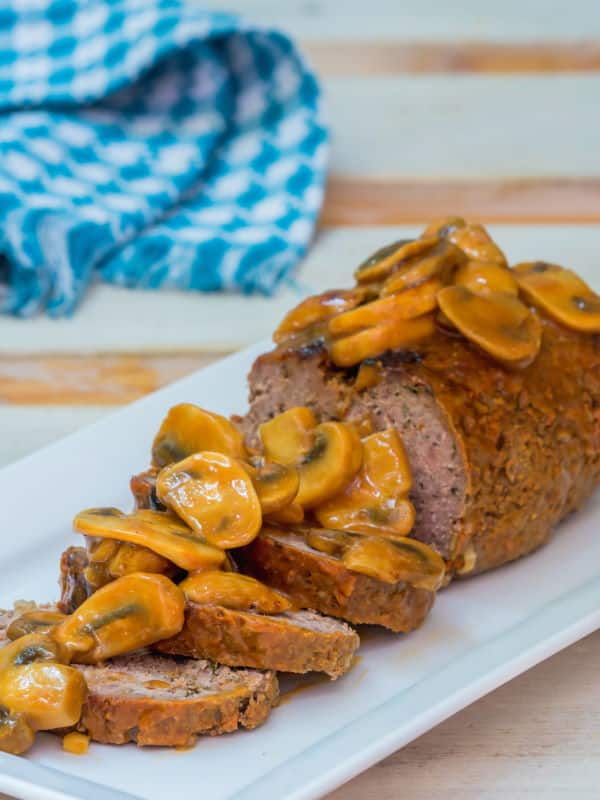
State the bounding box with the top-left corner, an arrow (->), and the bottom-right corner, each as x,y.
0,340 -> 598,800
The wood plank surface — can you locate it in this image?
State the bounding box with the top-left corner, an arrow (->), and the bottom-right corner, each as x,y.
214,0 -> 600,42
306,41 -> 600,75
325,76 -> 600,179
323,177 -> 600,225
0,354 -> 215,405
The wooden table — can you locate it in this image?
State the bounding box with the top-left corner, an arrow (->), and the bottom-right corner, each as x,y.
0,2 -> 598,797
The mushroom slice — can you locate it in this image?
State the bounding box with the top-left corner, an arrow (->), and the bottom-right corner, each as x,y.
74,508 -> 226,571
273,288 -> 368,343
259,409 -> 362,508
454,260 -> 519,296
341,535 -> 446,590
243,458 -> 300,515
0,632 -> 69,671
421,216 -> 466,239
380,241 -> 465,295
329,313 -> 436,368
437,286 -> 542,367
354,238 -> 438,284
152,403 -> 246,468
306,528 -> 352,556
446,222 -> 507,266
7,610 -> 67,641
316,428 -> 416,537
106,542 -> 174,579
53,573 -> 185,664
0,707 -> 35,754
265,502 -> 305,525
156,452 -> 262,549
0,663 -> 86,731
179,571 -> 292,614
329,279 -> 443,336
514,261 -> 600,333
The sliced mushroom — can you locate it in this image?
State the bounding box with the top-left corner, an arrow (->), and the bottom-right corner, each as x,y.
0,707 -> 35,754
305,528 -> 352,556
273,288 -> 368,343
437,286 -> 542,367
156,452 -> 262,549
243,458 -> 299,515
179,571 -> 292,614
421,216 -> 466,239
74,508 -> 226,572
341,535 -> 446,590
329,278 -> 443,336
265,502 -> 305,525
7,611 -> 67,641
259,408 -> 362,508
354,238 -> 438,284
0,632 -> 69,671
152,403 -> 246,468
446,222 -> 507,266
514,261 -> 600,333
380,240 -> 465,295
329,313 -> 436,367
53,573 -> 185,664
315,428 -> 416,538
454,260 -> 519,296
0,663 -> 86,731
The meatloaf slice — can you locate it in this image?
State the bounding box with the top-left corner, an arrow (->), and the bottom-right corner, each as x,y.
77,654 -> 278,746
156,605 -> 359,679
0,609 -> 278,748
242,318 -> 600,574
237,528 -> 435,633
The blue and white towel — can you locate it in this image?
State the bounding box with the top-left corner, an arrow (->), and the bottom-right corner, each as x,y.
0,0 -> 328,316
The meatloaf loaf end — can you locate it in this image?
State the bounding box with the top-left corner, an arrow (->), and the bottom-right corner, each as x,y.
238,528 -> 435,632
156,605 -> 359,679
241,319 -> 600,575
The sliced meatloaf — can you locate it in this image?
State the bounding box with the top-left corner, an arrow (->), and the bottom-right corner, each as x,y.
0,609 -> 278,747
57,548 -> 358,678
76,654 -> 278,746
242,319 -> 600,574
156,604 -> 359,679
237,528 -> 435,632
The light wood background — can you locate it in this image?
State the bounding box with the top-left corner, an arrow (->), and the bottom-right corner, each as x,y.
0,1 -> 598,798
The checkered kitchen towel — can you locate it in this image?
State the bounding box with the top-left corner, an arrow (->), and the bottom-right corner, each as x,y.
0,1 -> 328,316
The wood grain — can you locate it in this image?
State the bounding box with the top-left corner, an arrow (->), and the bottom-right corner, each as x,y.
0,354 -> 218,405
307,41 -> 600,75
322,177 -> 600,225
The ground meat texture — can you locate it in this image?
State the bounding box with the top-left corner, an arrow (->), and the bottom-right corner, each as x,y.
156,605 -> 359,679
238,530 -> 435,632
242,318 -> 600,574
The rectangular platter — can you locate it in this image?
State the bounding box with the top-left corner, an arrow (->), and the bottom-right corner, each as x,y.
0,340 -> 598,800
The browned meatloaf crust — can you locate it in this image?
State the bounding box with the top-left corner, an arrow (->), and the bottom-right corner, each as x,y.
238,529 -> 435,632
156,604 -> 359,679
0,610 -> 279,748
242,319 -> 600,574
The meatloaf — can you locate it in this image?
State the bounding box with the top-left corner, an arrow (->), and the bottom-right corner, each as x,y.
0,609 -> 278,747
156,604 -> 359,678
238,528 -> 435,632
242,318 -> 600,574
